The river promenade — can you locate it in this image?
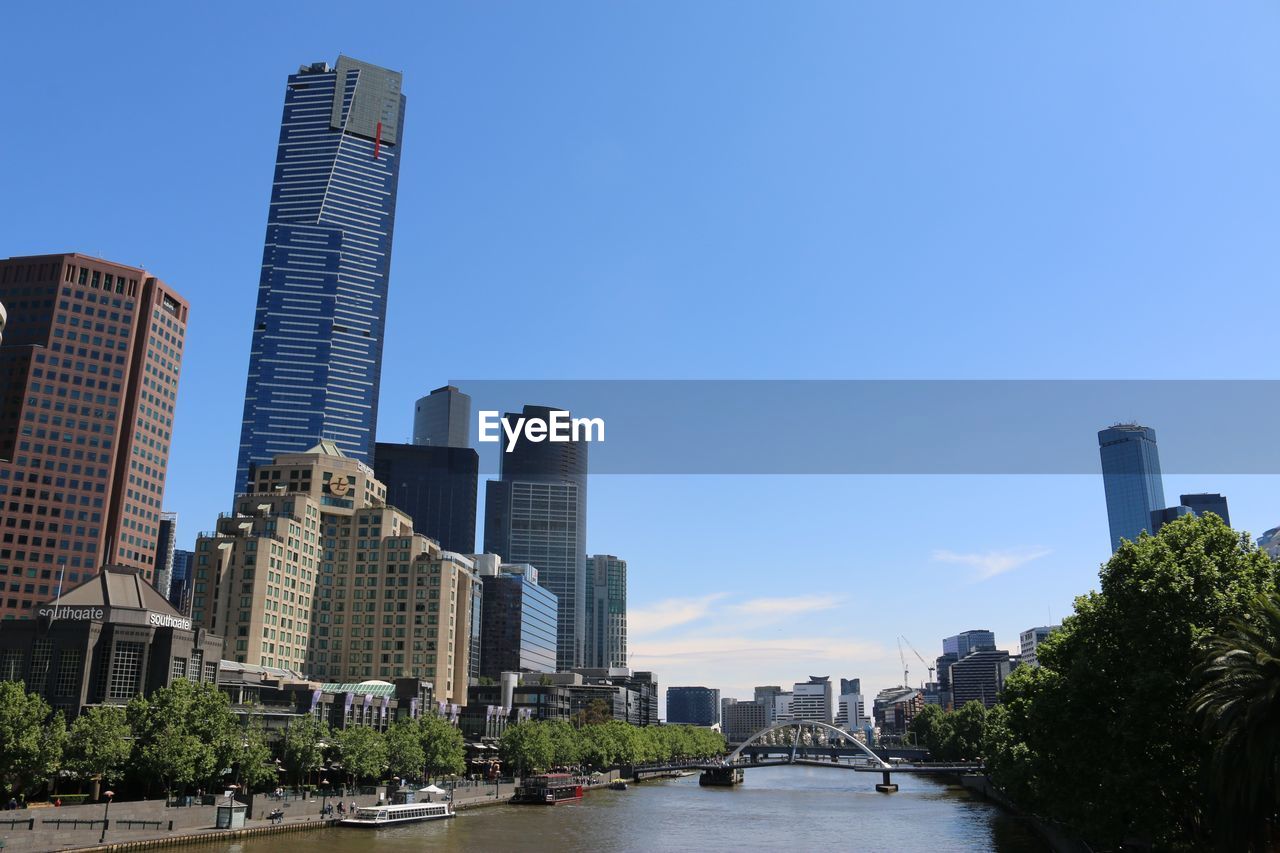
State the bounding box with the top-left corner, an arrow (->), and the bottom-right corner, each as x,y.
0,776 -> 620,853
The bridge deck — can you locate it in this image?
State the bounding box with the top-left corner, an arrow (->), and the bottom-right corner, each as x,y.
635,759 -> 981,775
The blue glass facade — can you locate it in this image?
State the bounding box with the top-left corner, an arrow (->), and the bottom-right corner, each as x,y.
478,573 -> 558,680
235,57 -> 406,494
1098,424 -> 1166,552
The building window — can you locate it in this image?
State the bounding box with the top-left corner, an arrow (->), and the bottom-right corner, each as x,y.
107,641 -> 144,700
204,661 -> 217,683
0,649 -> 23,682
190,649 -> 204,683
30,640 -> 52,693
171,657 -> 187,681
55,649 -> 82,697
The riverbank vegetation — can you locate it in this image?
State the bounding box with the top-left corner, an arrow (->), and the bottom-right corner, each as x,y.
917,514 -> 1279,851
499,718 -> 725,775
0,678 -> 724,805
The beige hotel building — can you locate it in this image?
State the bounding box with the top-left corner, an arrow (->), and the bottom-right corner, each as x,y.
193,441 -> 476,702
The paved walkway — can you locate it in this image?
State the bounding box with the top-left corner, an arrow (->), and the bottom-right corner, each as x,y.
5,773 -> 621,852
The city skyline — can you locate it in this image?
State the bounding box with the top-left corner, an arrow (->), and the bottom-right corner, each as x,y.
5,4 -> 1280,706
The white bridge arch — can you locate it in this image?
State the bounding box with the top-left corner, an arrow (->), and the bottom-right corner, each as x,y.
727,719 -> 889,769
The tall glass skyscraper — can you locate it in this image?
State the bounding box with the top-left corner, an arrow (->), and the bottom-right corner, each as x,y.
235,56 -> 407,493
1098,423 -> 1166,552
413,385 -> 471,448
484,405 -> 588,671
586,554 -> 627,668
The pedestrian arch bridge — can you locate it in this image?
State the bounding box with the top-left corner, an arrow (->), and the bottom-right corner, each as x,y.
633,720 -> 981,794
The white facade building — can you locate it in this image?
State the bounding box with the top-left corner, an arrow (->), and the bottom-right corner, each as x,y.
790,676 -> 835,723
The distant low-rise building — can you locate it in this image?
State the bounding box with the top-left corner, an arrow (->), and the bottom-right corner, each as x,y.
218,660 -> 433,734
1258,525 -> 1280,559
723,700 -> 767,741
790,676 -> 834,723
835,690 -> 866,728
526,669 -> 659,726
1019,625 -> 1059,668
950,648 -> 1012,708
873,687 -> 923,735
667,685 -> 721,726
754,685 -> 785,725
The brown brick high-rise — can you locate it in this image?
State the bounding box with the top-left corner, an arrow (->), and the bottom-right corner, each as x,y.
0,254 -> 188,618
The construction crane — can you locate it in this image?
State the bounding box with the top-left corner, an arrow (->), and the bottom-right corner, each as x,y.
897,637 -> 909,688
900,635 -> 935,686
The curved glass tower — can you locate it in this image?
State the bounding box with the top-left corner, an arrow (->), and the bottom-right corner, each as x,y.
235,56 -> 406,494
1098,423 -> 1166,552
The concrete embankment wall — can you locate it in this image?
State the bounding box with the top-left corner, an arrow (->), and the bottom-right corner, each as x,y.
960,775 -> 1093,853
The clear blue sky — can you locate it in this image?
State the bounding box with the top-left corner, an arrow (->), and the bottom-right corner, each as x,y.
4,2 -> 1280,703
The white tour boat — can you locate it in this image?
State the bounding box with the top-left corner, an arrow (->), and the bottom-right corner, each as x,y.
339,801 -> 455,827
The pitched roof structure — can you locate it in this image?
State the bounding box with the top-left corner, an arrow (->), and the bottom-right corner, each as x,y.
44,564 -> 182,616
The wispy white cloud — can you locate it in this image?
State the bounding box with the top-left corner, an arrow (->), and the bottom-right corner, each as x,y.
931,547 -> 1051,581
729,595 -> 842,617
628,593 -> 727,636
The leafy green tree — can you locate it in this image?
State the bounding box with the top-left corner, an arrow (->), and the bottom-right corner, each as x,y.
606,720 -> 643,766
385,719 -> 425,781
543,720 -> 581,768
941,701 -> 986,760
578,724 -> 618,768
417,715 -> 465,780
499,721 -> 554,776
334,725 -> 387,786
987,513 -> 1278,849
280,716 -> 329,789
64,705 -> 130,789
127,680 -> 238,797
232,715 -> 276,793
907,704 -> 949,755
0,682 -> 65,796
1190,590 -> 1280,851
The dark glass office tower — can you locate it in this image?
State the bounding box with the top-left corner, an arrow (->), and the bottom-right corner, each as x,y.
477,568 -> 558,680
484,405 -> 588,671
235,56 -> 406,493
414,385 -> 471,448
374,442 -> 478,553
1098,424 -> 1166,552
1180,493 -> 1230,526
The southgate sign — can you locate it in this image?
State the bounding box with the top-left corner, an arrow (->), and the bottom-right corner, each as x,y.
36,605 -> 192,631
149,612 -> 193,630
36,605 -> 103,621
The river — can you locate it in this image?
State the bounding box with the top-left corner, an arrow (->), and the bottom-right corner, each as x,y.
216,767 -> 1047,852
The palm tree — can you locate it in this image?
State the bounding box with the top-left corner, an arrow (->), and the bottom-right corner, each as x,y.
1189,591 -> 1280,851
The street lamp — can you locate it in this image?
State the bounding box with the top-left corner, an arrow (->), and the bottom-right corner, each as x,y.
320,778 -> 330,818
98,790 -> 114,844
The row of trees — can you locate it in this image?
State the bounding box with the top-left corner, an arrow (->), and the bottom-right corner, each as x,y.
906,700 -> 988,762
971,513 -> 1280,850
0,678 -> 273,799
498,718 -> 725,776
1,680 -> 724,802
0,678 -> 470,800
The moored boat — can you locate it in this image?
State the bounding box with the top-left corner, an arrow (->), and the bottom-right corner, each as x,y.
512,773 -> 585,805
339,801 -> 454,827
